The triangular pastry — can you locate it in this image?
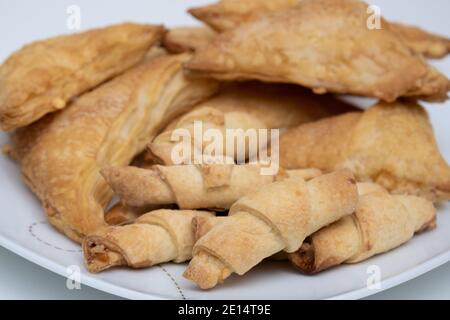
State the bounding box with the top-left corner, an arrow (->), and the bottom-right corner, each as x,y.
9,53 -> 218,242
190,0 -> 450,59
279,101 -> 450,202
186,0 -> 450,102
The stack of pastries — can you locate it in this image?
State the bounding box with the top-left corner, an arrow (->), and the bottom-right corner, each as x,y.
2,0 -> 450,290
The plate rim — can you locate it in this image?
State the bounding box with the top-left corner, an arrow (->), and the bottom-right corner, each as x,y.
1,231 -> 449,300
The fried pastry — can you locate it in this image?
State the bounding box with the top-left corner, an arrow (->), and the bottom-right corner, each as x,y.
83,209 -> 215,272
0,23 -> 166,131
279,101 -> 450,202
101,164 -> 322,211
190,0 -> 450,59
162,26 -> 216,53
186,0 -> 450,102
9,53 -> 218,243
183,169 -> 358,289
146,82 -> 356,165
289,191 -> 436,273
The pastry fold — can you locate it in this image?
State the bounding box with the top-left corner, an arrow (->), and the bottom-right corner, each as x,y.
279,101 -> 450,202
289,191 -> 436,273
83,209 -> 215,272
162,26 -> 216,53
183,169 -> 358,289
186,0 -> 449,102
101,164 -> 322,211
146,82 -> 356,165
189,0 -> 450,59
0,23 -> 166,131
9,53 -> 218,242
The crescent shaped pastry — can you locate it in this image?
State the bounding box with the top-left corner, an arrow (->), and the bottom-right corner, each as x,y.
146,82 -> 356,165
186,0 -> 450,102
162,26 -> 217,53
0,23 -> 167,131
279,101 -> 450,202
9,53 -> 219,243
189,0 -> 450,59
83,209 -> 215,273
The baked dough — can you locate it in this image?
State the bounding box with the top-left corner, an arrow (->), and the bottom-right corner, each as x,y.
279,101 -> 450,202
162,26 -> 216,53
101,164 -> 322,211
189,0 -> 450,59
184,169 -> 358,289
289,191 -> 436,273
0,23 -> 166,131
83,209 -> 215,272
146,82 -> 356,165
186,0 -> 449,102
9,53 -> 218,243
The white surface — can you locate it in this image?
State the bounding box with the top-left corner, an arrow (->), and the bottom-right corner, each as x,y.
2,245 -> 450,300
0,0 -> 450,300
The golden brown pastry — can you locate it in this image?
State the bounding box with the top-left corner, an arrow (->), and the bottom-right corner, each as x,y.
0,23 -> 166,131
289,191 -> 436,273
189,0 -> 450,59
279,101 -> 450,202
183,169 -> 358,289
83,209 -> 215,272
101,164 -> 322,211
146,82 -> 356,165
390,22 -> 450,59
186,0 -> 450,102
9,53 -> 218,243
162,26 -> 217,53
189,0 -> 299,31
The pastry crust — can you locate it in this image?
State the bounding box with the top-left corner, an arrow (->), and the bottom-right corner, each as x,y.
9,53 -> 218,243
289,191 -> 436,273
279,101 -> 450,202
183,170 -> 358,289
101,164 -> 322,211
190,0 -> 450,59
390,22 -> 450,59
162,26 -> 217,53
0,23 -> 167,131
146,82 -> 356,165
83,209 -> 215,272
186,0 -> 449,102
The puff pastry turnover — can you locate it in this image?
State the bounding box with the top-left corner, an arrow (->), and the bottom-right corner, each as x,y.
9,53 -> 218,243
279,101 -> 450,202
0,23 -> 166,131
189,0 -> 450,59
186,0 -> 450,102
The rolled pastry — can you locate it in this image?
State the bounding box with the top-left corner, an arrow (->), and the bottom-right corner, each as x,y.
146,82 -> 356,165
189,0 -> 450,59
0,23 -> 166,131
83,209 -> 215,272
186,0 -> 449,102
9,53 -> 218,242
162,26 -> 217,53
101,164 -> 322,210
183,169 -> 358,289
288,192 -> 436,273
279,101 -> 450,202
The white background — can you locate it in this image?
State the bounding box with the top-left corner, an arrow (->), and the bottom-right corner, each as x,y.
0,0 -> 449,299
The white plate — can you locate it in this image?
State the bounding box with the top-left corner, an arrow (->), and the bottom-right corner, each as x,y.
1,0 -> 450,300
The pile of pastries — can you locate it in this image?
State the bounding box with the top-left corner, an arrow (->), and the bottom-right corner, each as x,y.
1,0 -> 450,290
